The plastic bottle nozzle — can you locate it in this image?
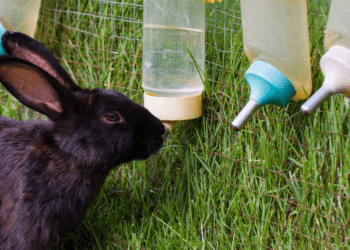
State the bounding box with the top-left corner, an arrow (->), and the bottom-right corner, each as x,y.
231,61 -> 296,131
231,99 -> 260,131
163,121 -> 176,135
300,87 -> 332,115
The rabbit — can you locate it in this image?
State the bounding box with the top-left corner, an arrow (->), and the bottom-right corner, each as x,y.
0,31 -> 165,250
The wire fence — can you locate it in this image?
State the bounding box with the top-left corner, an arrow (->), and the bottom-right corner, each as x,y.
35,0 -> 350,248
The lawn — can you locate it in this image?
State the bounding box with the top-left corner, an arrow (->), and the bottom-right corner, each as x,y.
1,0 -> 349,249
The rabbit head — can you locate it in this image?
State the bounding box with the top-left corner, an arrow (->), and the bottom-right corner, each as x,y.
0,31 -> 165,167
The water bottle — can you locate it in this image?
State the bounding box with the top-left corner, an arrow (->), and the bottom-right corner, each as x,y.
301,0 -> 350,115
232,0 -> 312,130
0,0 -> 42,38
142,0 -> 205,123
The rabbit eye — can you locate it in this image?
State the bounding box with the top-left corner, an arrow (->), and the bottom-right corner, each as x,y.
105,113 -> 120,122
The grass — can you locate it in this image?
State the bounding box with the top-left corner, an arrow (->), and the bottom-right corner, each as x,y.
0,0 -> 349,249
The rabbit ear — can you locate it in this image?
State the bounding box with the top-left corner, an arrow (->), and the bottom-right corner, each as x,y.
0,55 -> 71,120
1,31 -> 81,92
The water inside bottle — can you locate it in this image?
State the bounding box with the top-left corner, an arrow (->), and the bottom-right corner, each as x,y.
142,25 -> 205,97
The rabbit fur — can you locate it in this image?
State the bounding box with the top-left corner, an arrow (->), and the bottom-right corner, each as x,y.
0,31 -> 165,249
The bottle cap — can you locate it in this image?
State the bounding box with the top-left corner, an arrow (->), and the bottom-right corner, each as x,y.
320,45 -> 350,95
0,21 -> 7,55
232,61 -> 295,131
301,45 -> 350,115
246,61 -> 296,107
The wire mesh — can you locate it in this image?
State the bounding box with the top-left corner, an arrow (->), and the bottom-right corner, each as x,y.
34,0 -> 349,248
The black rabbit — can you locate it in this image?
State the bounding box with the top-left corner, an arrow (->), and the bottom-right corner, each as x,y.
0,31 -> 165,249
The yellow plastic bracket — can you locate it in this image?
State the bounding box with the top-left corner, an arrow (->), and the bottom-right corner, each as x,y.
144,92 -> 203,121
205,0 -> 222,3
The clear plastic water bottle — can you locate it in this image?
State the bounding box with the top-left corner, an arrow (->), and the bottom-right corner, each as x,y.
142,0 -> 205,123
0,0 -> 42,38
0,17 -> 14,55
142,0 -> 205,97
232,0 -> 312,130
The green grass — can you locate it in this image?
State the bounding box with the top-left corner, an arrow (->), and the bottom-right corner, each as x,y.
1,0 -> 349,249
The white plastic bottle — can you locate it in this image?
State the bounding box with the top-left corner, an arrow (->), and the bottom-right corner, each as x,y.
301,0 -> 350,115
